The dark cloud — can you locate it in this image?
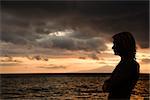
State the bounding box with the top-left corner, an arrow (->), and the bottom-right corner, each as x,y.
27,55 -> 49,61
79,56 -> 86,59
36,34 -> 107,51
0,55 -> 22,62
1,32 -> 39,45
141,58 -> 150,64
0,63 -> 21,66
0,56 -> 22,66
88,53 -> 99,60
0,41 -> 84,56
1,1 -> 149,54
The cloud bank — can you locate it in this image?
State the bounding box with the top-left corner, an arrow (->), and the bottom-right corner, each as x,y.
1,1 -> 149,55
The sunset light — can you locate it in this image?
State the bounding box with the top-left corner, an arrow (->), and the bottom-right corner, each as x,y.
1,1 -> 149,99
0,1 -> 149,74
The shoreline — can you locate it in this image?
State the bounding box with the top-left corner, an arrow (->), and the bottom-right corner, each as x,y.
0,73 -> 149,79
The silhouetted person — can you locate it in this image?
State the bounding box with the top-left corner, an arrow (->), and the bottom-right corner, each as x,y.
102,32 -> 140,99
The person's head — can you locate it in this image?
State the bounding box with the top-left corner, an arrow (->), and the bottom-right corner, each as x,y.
112,32 -> 136,59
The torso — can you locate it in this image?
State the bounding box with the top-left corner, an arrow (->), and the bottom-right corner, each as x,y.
108,59 -> 140,98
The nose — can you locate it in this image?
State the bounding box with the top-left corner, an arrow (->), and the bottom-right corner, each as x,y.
112,45 -> 114,49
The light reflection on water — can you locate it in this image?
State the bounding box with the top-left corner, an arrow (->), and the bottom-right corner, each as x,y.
1,74 -> 149,99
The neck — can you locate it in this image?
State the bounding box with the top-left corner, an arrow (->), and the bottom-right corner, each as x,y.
121,55 -> 134,61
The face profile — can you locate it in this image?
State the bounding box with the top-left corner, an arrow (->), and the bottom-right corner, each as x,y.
112,40 -> 120,55
112,32 -> 136,58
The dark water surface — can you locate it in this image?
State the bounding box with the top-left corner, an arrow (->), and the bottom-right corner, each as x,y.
0,73 -> 149,100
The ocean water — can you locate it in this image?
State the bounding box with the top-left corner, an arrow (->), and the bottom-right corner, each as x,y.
0,73 -> 149,100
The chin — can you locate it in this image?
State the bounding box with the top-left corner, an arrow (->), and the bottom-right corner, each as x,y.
114,53 -> 118,55
113,50 -> 119,55
114,52 -> 119,55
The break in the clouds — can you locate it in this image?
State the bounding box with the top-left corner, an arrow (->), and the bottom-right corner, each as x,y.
36,31 -> 106,51
1,1 -> 149,55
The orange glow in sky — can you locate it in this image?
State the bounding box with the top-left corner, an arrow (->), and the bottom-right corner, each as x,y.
0,44 -> 149,74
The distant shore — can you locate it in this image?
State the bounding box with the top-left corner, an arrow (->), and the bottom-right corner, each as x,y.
0,73 -> 149,79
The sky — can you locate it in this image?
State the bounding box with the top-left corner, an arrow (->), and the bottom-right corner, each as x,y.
0,0 -> 150,73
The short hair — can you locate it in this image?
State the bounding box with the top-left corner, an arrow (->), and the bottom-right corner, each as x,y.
112,32 -> 136,59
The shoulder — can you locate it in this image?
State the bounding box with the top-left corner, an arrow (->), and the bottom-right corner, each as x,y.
126,59 -> 140,67
130,60 -> 140,73
123,59 -> 140,72
133,60 -> 140,68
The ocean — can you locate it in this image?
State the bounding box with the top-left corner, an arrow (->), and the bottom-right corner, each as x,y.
0,73 -> 149,100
